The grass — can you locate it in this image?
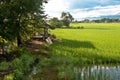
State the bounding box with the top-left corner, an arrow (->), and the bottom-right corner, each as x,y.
50,23 -> 120,64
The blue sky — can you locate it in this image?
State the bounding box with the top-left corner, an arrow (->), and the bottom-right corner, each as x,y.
69,0 -> 120,8
44,0 -> 120,20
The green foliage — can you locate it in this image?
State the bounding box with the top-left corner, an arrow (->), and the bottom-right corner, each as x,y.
61,12 -> 74,27
0,0 -> 48,45
56,66 -> 66,79
0,36 -> 7,45
13,69 -> 24,80
0,61 -> 9,71
49,17 -> 63,28
4,74 -> 14,80
20,53 -> 34,73
0,36 -> 3,45
56,65 -> 74,80
40,58 -> 52,67
11,51 -> 34,80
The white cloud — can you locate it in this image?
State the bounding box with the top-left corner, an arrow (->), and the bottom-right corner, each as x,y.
44,0 -> 70,18
44,0 -> 120,20
72,5 -> 120,20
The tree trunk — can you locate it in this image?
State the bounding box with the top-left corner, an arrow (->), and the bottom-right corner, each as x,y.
1,40 -> 5,54
17,34 -> 22,47
17,17 -> 22,47
1,45 -> 4,54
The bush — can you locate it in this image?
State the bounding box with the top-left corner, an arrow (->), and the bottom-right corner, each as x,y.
11,51 -> 34,80
20,53 -> 34,74
77,26 -> 84,29
4,74 -> 14,80
40,58 -> 52,67
0,61 -> 9,71
56,65 -> 74,80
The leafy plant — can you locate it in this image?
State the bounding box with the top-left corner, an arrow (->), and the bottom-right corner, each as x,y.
11,50 -> 34,80
0,61 -> 9,71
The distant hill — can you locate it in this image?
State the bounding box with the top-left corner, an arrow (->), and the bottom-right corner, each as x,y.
77,14 -> 120,21
89,14 -> 120,20
100,14 -> 120,19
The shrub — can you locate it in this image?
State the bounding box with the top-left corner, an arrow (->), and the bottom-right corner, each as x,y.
11,51 -> 34,80
0,61 -> 9,71
56,65 -> 74,80
40,58 -> 52,67
77,26 -> 84,29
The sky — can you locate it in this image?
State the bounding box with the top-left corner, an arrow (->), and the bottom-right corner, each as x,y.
44,0 -> 120,20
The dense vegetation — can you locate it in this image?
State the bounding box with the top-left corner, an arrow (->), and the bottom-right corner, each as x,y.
0,0 -> 49,79
0,0 -> 47,46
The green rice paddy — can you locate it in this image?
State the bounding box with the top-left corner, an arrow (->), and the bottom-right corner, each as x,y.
50,23 -> 120,64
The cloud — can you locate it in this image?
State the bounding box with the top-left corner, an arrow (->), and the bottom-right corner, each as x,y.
44,0 -> 120,20
69,0 -> 120,9
44,0 -> 70,18
72,5 -> 120,20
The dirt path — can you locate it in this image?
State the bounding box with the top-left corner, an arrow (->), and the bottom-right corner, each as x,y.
25,40 -> 57,80
25,40 -> 44,53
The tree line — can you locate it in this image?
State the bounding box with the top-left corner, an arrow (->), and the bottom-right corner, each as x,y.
49,14 -> 120,29
76,18 -> 120,23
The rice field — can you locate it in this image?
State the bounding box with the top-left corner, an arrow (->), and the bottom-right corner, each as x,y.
50,23 -> 120,64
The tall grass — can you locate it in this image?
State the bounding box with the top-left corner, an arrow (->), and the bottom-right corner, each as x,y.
50,23 -> 120,64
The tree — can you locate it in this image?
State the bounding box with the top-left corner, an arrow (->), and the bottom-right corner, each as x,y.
61,12 -> 74,27
49,17 -> 63,28
83,19 -> 90,23
0,0 -> 47,46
